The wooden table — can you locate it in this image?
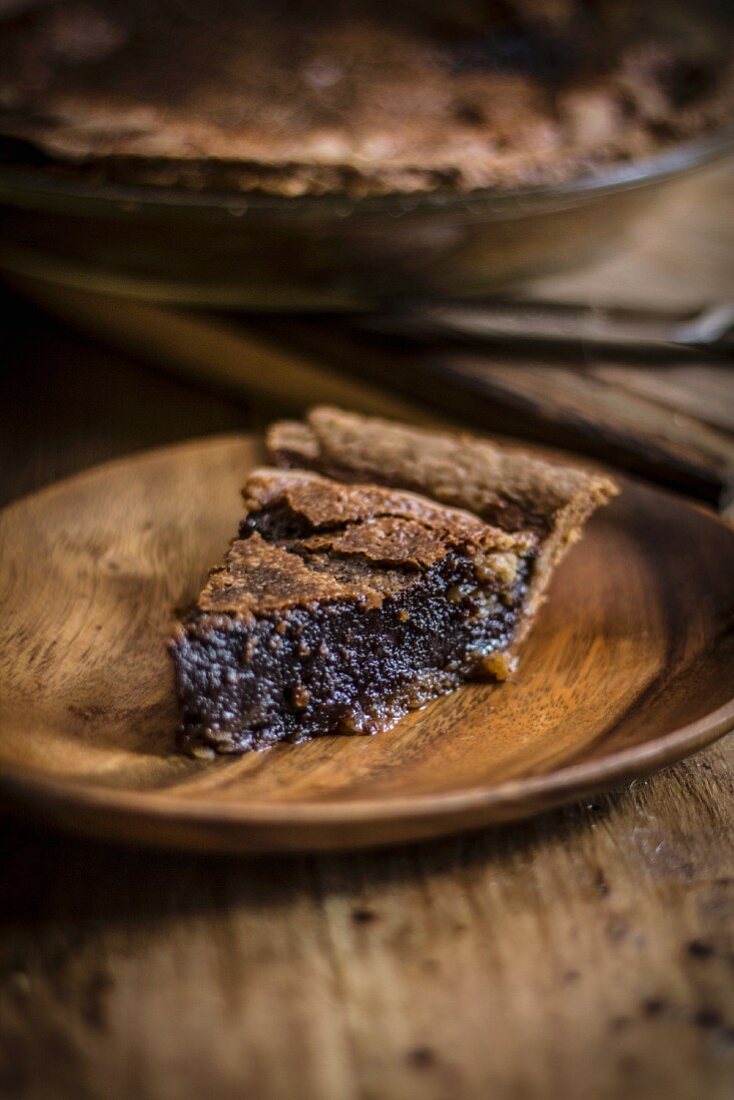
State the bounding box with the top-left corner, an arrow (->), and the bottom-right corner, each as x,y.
1,282 -> 733,1098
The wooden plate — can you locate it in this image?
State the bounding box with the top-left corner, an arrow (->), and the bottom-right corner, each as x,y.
1,435 -> 733,852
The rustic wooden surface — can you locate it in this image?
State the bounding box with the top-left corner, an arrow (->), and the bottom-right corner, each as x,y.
1,432 -> 733,853
1,290 -> 734,1098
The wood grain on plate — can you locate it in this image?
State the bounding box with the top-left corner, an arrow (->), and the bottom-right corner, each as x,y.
0,434 -> 733,853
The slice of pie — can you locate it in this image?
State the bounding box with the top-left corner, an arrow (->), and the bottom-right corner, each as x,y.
171,409 -> 616,757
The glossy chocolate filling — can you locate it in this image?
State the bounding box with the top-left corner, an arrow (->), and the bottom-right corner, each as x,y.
173,505 -> 533,755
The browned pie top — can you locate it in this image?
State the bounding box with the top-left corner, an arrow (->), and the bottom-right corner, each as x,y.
197,467 -> 533,619
198,532 -> 360,616
243,467 -> 490,540
268,407 -> 617,535
1,0 -> 731,197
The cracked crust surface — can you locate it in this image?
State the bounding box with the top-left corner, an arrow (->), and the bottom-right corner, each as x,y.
267,408 -> 616,533
198,467 -> 533,617
268,407 -> 618,643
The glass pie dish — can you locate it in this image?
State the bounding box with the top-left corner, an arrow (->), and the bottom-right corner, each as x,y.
0,128 -> 732,310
